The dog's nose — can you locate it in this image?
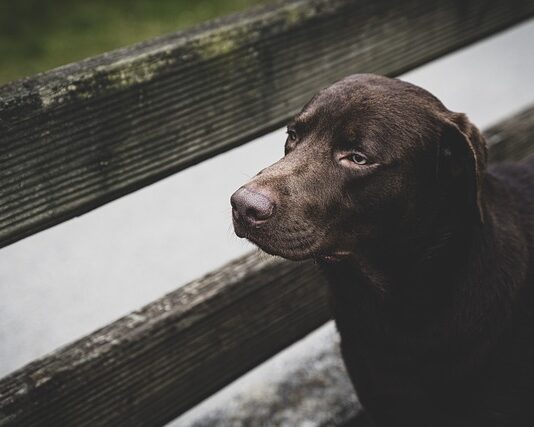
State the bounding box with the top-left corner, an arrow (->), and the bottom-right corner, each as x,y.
231,187 -> 275,226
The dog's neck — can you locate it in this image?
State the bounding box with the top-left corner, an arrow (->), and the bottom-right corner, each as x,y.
345,181 -> 478,295
320,171 -> 528,337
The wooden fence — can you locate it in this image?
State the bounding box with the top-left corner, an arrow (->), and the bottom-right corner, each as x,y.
1,0 -> 533,425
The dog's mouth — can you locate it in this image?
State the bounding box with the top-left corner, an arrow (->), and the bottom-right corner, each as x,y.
233,215 -> 350,262
233,216 -> 312,260
231,213 -> 258,238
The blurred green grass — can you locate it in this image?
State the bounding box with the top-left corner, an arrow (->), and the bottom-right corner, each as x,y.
0,0 -> 267,86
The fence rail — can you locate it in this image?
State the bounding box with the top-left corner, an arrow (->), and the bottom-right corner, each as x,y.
1,0 -> 533,248
1,105 -> 533,426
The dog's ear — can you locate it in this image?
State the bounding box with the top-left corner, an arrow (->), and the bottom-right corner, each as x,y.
438,112 -> 487,223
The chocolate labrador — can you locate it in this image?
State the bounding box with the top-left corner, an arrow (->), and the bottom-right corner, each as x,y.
231,74 -> 534,426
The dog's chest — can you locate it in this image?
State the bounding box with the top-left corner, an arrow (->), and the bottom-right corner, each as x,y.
323,263 -> 462,378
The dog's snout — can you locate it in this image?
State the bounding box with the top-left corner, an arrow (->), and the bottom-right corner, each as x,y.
231,187 -> 275,226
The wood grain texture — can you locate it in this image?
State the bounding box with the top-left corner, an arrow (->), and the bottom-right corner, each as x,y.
486,106 -> 534,161
1,0 -> 533,248
180,323 -> 362,427
0,104 -> 533,427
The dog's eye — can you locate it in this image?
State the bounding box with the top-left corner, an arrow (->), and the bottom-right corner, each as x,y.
287,130 -> 297,142
350,153 -> 367,165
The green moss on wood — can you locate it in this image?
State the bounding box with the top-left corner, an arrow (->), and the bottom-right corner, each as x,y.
195,31 -> 240,59
104,55 -> 176,89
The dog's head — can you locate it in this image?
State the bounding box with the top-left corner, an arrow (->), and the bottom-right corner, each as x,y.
231,74 -> 487,262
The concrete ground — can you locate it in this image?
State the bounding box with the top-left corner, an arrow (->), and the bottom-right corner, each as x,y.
0,17 -> 533,425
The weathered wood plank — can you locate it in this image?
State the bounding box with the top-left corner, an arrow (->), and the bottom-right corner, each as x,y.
178,323 -> 362,427
486,106 -> 534,161
0,252 -> 330,427
1,0 -> 533,248
0,106 -> 533,427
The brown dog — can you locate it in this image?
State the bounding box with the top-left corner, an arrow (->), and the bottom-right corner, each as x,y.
231,74 -> 534,426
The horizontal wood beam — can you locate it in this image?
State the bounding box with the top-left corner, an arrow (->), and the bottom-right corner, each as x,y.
0,105 -> 533,427
486,106 -> 534,161
1,0 -> 533,248
0,253 -> 330,427
178,323 -> 363,427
